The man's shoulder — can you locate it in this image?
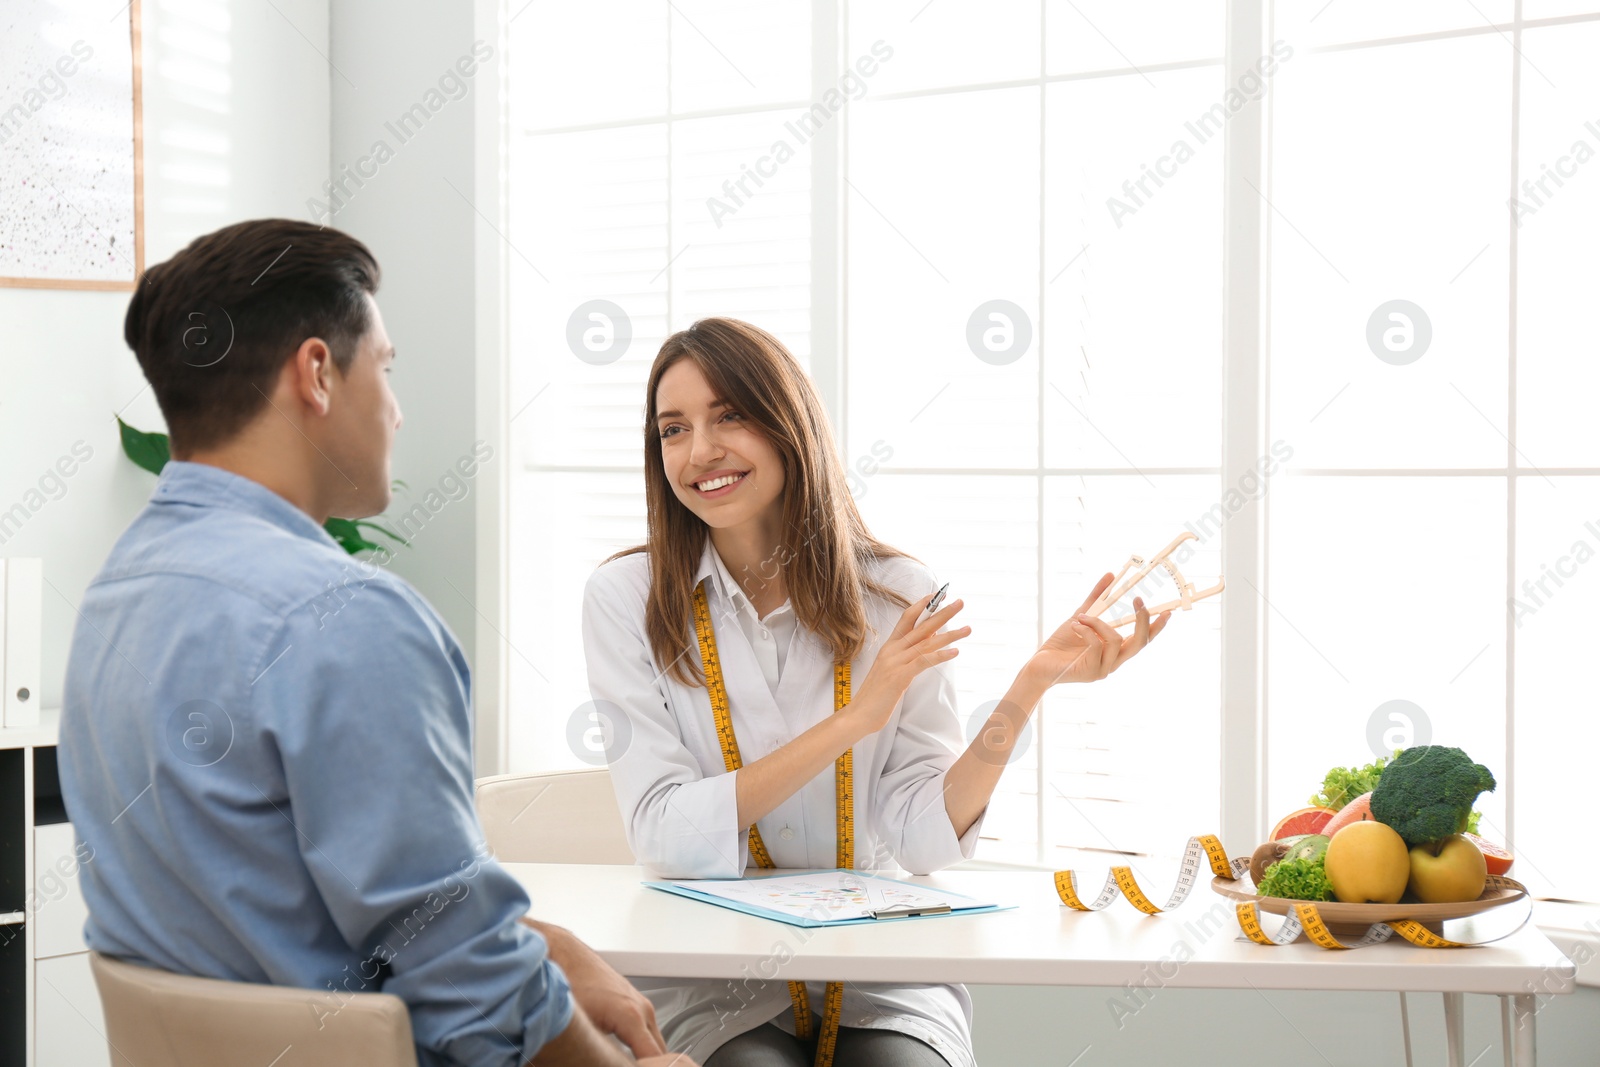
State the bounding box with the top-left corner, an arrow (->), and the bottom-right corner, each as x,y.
96,501 -> 423,627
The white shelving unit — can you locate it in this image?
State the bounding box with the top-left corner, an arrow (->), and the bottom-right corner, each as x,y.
1,709 -> 109,1067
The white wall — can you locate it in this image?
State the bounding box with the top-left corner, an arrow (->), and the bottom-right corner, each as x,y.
326,0 -> 497,707
969,983 -> 1599,1065
1,0 -> 496,717
0,0 -> 330,710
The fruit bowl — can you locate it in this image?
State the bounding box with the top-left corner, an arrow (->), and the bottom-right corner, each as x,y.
1211,875 -> 1528,927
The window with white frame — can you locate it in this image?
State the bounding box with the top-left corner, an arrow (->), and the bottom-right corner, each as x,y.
504,1 -> 1600,899
1263,4 -> 1600,903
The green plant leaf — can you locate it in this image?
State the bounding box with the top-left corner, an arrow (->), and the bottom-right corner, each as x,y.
323,517 -> 411,557
117,416 -> 170,475
354,519 -> 409,549
322,517 -> 384,555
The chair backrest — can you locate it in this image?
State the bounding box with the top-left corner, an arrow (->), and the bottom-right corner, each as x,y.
91,952 -> 418,1067
475,768 -> 635,864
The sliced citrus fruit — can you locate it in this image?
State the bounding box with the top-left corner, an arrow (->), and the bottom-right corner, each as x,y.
1463,832 -> 1514,876
1271,806 -> 1336,840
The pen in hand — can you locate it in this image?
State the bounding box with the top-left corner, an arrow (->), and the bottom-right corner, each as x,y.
925,583 -> 949,617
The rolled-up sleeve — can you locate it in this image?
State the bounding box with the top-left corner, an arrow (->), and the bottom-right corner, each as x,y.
871,566 -> 986,876
257,580 -> 574,1067
582,564 -> 747,879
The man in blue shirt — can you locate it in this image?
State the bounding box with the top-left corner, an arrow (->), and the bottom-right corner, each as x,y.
58,218 -> 692,1067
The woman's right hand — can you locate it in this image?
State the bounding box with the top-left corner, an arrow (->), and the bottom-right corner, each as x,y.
847,593 -> 969,736
731,592 -> 966,830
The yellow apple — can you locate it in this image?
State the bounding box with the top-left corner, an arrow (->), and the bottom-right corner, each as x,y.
1408,835 -> 1488,904
1324,821 -> 1410,904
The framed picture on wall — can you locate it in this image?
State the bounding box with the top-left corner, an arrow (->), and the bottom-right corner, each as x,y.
0,0 -> 144,290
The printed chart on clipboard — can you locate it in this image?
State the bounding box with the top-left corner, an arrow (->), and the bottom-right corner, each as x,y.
703,872 -> 955,921
660,871 -> 996,925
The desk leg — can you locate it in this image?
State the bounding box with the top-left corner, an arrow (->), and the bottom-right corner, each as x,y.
1509,993 -> 1537,1067
1443,992 -> 1466,1067
1399,992 -> 1415,1067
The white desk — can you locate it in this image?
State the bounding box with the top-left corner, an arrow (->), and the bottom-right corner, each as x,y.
506,863 -> 1578,1066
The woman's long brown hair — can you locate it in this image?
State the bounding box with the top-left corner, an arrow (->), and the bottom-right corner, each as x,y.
609,317 -> 909,687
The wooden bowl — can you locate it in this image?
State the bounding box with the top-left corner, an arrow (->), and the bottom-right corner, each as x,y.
1211,875 -> 1527,926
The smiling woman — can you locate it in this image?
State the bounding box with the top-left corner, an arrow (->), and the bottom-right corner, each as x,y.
578,317 -> 1169,1067
628,318 -> 912,684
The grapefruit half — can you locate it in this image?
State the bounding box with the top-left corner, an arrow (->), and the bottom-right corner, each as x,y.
1463,832 -> 1514,876
1271,806 -> 1336,840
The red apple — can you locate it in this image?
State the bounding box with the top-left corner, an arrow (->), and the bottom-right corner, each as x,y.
1407,834 -> 1488,904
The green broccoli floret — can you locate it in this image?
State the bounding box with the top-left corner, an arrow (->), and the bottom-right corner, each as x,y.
1369,745 -> 1496,848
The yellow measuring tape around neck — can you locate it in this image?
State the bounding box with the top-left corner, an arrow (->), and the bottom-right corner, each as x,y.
692,582 -> 852,1067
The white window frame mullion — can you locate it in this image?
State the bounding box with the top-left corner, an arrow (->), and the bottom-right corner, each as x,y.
811,0 -> 846,441
1034,0 -> 1049,868
474,0 -> 512,776
665,2 -> 675,332
1220,0 -> 1270,853
1504,0 -> 1524,859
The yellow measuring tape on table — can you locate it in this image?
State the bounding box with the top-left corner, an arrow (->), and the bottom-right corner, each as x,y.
693,583 -> 852,1067
1053,834 -> 1531,950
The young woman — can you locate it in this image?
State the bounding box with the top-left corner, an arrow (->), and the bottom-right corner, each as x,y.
581,318 -> 1169,1067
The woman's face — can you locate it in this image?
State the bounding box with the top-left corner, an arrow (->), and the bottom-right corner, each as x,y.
654,357 -> 786,533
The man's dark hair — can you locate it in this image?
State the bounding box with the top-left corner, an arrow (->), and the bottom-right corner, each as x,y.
123,219 -> 381,454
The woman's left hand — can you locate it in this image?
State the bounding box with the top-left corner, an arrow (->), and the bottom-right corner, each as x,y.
1023,572 -> 1170,688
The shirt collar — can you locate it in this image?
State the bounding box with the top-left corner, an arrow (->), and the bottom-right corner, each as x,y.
697,540 -> 795,623
151,461 -> 340,548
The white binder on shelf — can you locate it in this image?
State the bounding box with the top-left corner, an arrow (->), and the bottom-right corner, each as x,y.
1,558 -> 43,730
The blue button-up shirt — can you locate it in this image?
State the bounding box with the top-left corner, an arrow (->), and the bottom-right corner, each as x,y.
58,461 -> 573,1067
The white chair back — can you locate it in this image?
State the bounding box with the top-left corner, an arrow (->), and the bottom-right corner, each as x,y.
475,768 -> 635,864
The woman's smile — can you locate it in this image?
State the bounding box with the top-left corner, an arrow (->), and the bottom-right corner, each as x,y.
690,469 -> 748,498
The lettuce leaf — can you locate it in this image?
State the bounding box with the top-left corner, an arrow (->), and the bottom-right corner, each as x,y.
1256,855 -> 1336,902
1310,755 -> 1390,811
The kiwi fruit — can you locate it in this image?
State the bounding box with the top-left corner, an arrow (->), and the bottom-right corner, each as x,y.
1250,837 -> 1301,884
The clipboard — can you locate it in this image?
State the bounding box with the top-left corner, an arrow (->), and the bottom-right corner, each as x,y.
643,869 -> 1010,928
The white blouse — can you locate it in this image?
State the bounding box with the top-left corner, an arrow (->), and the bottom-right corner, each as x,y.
580,544 -> 984,1066
707,546 -> 797,694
